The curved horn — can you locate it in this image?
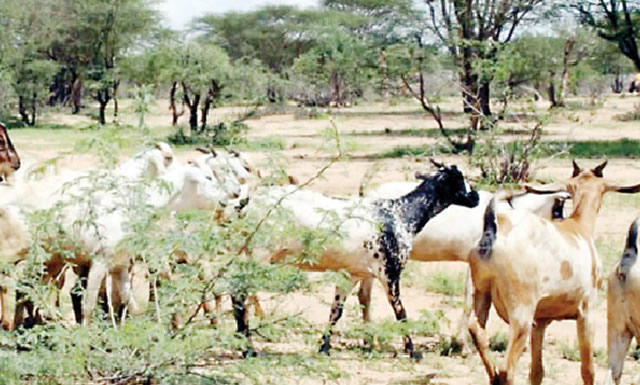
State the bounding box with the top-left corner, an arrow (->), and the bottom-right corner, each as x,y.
524,183 -> 568,195
429,158 -> 445,169
195,147 -> 211,154
592,160 -> 608,178
572,160 -> 581,177
606,182 -> 640,194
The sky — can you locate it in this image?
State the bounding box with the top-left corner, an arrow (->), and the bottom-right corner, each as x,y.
155,0 -> 319,30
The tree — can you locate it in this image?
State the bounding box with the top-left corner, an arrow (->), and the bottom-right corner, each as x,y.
0,0 -> 59,125
424,0 -> 547,129
575,0 -> 640,71
48,0 -> 158,124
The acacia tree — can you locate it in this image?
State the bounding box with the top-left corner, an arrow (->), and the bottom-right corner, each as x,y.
48,0 -> 158,124
424,0 -> 547,129
575,0 -> 640,71
0,0 -> 59,125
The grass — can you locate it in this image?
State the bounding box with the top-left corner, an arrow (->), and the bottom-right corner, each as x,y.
423,271 -> 465,297
370,138 -> 640,160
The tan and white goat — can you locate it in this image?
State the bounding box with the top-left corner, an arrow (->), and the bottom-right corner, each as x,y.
606,218 -> 640,385
467,160 -> 640,385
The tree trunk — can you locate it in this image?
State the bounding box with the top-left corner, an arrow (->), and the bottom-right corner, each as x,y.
18,96 -> 29,125
379,49 -> 389,107
71,74 -> 82,114
330,71 -> 341,107
200,94 -> 212,132
30,92 -> 37,126
112,79 -> 120,117
478,81 -> 493,129
182,82 -> 200,132
556,38 -> 575,108
548,71 -> 557,108
97,88 -> 110,125
169,81 -> 185,126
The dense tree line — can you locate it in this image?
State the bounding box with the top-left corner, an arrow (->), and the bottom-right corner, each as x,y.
0,0 -> 638,131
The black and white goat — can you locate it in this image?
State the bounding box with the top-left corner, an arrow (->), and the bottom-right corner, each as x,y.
240,161 -> 478,358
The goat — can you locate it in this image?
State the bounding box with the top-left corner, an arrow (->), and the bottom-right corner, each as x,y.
77,161 -> 238,326
467,160 -> 640,385
361,184 -> 569,345
0,122 -> 21,182
245,161 -> 478,358
605,218 -> 640,385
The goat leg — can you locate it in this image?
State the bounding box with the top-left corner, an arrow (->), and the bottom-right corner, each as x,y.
577,310 -> 596,385
232,291 -> 256,358
529,319 -> 551,385
455,269 -> 474,352
468,290 -> 497,383
357,278 -> 373,350
384,278 -> 422,360
319,280 -> 354,355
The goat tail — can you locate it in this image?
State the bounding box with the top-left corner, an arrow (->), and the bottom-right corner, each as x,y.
617,218 -> 640,282
478,198 -> 497,260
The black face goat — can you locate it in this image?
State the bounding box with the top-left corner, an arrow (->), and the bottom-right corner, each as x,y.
236,161 -> 478,358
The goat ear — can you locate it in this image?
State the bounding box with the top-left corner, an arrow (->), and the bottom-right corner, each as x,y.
429,158 -> 445,169
153,142 -> 162,150
592,160 -> 608,178
572,160 -> 581,177
230,149 -> 240,157
524,183 -> 568,195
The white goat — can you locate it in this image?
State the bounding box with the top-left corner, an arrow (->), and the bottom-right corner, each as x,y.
606,218 -> 640,385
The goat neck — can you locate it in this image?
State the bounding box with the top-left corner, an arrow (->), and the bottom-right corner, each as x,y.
389,166 -> 478,235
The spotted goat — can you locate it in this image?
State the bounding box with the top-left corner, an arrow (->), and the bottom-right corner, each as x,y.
242,160 -> 478,358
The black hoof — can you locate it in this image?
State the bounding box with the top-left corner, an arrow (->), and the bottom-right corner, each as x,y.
318,345 -> 331,355
242,348 -> 257,358
410,350 -> 423,361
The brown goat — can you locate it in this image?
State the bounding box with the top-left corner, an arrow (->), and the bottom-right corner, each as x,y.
468,160 -> 640,385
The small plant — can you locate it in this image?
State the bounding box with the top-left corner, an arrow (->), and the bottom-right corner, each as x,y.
424,271 -> 465,297
560,341 -> 580,361
436,335 -> 464,356
489,332 -> 508,352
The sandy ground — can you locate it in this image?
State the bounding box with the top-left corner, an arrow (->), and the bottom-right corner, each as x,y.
10,94 -> 640,384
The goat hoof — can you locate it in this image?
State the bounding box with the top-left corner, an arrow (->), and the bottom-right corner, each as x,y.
409,350 -> 423,361
242,348 -> 257,358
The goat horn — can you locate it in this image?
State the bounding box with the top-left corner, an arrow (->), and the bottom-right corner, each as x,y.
572,160 -> 581,178
195,147 -> 211,154
524,183 -> 568,195
429,158 -> 445,169
606,182 -> 640,194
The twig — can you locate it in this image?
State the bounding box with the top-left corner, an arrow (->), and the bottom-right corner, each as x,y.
238,118 -> 343,255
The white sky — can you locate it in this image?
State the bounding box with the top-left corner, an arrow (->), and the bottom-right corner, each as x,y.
155,0 -> 319,30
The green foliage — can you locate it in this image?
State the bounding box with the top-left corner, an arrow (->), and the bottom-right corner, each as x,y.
489,332 -> 508,352
423,271 -> 465,297
342,310 -> 444,353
